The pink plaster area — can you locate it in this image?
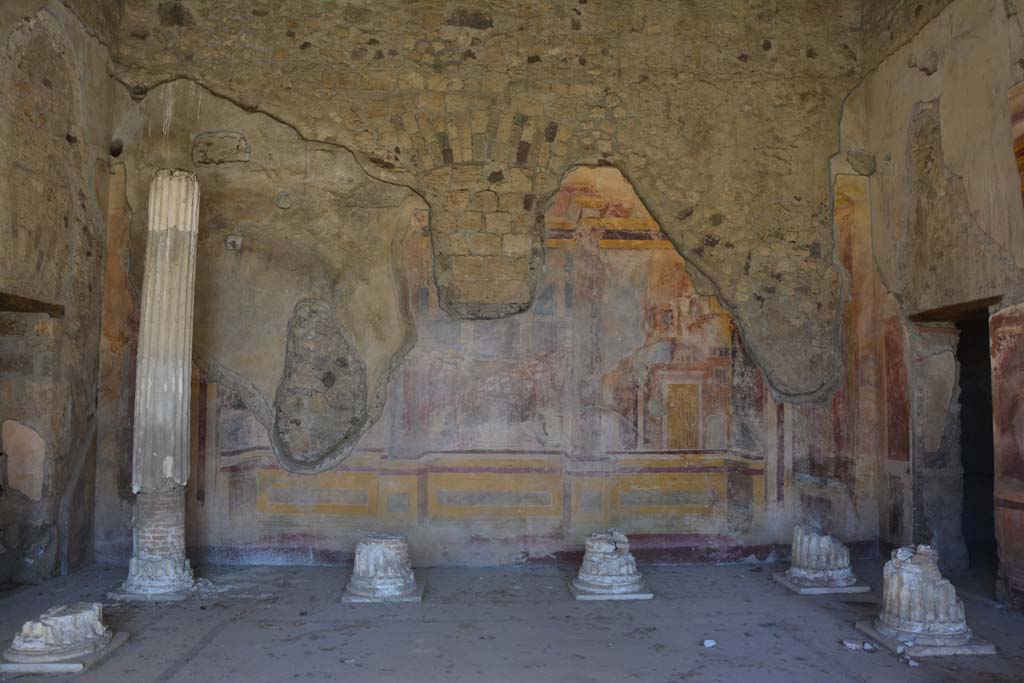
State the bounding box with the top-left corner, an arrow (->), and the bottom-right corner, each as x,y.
1,419 -> 46,501
991,303 -> 1024,608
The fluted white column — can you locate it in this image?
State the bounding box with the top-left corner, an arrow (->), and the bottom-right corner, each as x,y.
121,170 -> 199,599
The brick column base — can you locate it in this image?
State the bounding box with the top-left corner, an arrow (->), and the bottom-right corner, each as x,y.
121,486 -> 193,599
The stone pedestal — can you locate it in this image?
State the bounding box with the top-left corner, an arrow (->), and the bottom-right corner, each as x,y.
772,525 -> 869,594
855,545 -> 995,656
569,530 -> 652,600
119,170 -> 200,601
342,534 -> 424,603
3,604 -> 111,663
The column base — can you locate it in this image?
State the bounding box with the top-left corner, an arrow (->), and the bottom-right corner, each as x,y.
772,571 -> 871,595
108,556 -> 195,602
855,620 -> 995,656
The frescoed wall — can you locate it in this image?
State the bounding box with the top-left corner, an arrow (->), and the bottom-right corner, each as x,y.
183,168 -> 886,566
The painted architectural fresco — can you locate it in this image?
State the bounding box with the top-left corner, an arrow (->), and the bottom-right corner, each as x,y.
832,175 -> 911,550
185,168 -> 895,566
1010,82 -> 1024,203
991,302 -> 1024,608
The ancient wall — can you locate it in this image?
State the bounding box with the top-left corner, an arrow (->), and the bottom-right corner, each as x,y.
75,0 -> 891,565
6,0 -> 1020,578
108,0 -> 865,403
0,2 -> 118,581
855,0 -> 1024,583
170,167 -> 884,566
991,302 -> 1024,608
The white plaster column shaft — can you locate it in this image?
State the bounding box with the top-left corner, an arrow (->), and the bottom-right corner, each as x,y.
131,169 -> 200,492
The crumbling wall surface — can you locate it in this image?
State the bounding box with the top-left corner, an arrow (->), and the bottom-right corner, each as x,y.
862,0 -> 1024,312
857,0 -> 1024,587
0,3 -> 116,581
183,167 -> 881,566
860,0 -> 957,70
108,79 -> 424,480
909,327 -> 969,572
109,0 -> 865,402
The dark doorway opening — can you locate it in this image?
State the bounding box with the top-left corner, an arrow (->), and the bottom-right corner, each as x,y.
956,317 -> 997,575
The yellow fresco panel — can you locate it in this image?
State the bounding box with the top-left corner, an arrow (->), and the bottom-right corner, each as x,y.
611,473 -> 726,518
378,475 -> 419,522
666,384 -> 700,450
257,470 -> 378,516
428,472 -> 562,519
570,476 -> 610,524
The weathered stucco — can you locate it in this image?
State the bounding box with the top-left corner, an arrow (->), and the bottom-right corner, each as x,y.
855,0 -> 1024,594
112,78 -> 424,474
1,0 -> 1024,602
108,0 -> 866,402
0,3 -> 116,581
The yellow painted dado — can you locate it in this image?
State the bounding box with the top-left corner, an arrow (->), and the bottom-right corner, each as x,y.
251,451 -> 763,532
257,470 -> 379,516
428,472 -> 564,520
611,474 -> 724,517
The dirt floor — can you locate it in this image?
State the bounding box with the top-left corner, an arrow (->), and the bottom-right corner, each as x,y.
0,559 -> 1021,682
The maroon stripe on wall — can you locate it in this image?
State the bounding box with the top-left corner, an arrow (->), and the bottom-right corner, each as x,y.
196,380 -> 207,504
776,403 -> 785,502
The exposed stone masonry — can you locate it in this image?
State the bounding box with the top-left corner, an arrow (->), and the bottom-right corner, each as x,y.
113,0 -> 867,401
122,487 -> 192,598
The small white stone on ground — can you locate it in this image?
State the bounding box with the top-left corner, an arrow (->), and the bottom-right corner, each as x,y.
702,639 -> 717,648
841,640 -> 860,651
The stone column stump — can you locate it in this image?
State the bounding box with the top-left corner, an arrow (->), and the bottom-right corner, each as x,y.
856,545 -> 995,655
1,602 -> 128,673
569,530 -> 653,600
342,533 -> 424,603
772,525 -> 869,594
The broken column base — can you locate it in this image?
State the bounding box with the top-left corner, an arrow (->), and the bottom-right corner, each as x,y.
854,621 -> 996,657
772,572 -> 871,595
108,557 -> 196,602
341,581 -> 426,604
568,581 -> 653,601
568,530 -> 653,601
341,533 -> 424,603
0,633 -> 129,674
2,603 -> 129,674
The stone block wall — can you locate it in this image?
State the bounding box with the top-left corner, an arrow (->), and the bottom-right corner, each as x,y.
0,3 -> 119,581
1,0 -> 1023,592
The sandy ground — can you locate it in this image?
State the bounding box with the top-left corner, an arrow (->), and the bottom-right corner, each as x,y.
0,559 -> 1021,682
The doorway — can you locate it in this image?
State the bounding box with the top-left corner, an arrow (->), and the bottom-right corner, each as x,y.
956,317 -> 998,575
